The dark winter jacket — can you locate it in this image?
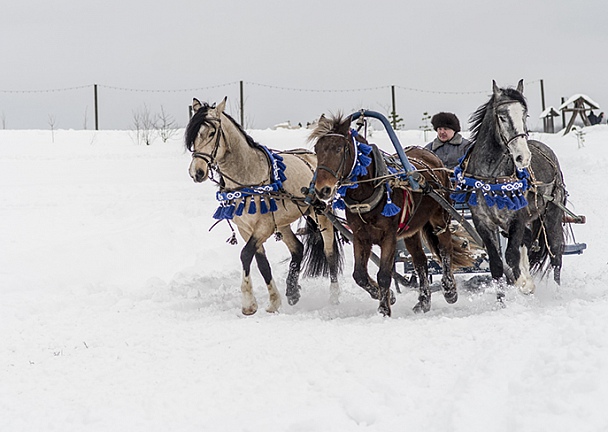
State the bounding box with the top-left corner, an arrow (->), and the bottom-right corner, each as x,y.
424,133 -> 473,169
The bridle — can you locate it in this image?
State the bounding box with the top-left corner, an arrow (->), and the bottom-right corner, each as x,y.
191,118 -> 224,169
315,132 -> 357,183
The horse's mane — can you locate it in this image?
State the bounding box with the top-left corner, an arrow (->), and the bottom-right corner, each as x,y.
184,102 -> 262,151
469,87 -> 528,145
308,113 -> 347,142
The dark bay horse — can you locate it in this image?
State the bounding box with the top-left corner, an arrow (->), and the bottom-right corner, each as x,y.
451,80 -> 566,297
310,115 -> 474,316
186,98 -> 342,315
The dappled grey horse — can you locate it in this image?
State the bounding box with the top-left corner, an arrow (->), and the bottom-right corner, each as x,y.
451,80 -> 566,297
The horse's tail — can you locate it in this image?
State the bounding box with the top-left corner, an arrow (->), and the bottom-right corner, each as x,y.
422,223 -> 477,270
528,207 -> 566,276
301,216 -> 344,278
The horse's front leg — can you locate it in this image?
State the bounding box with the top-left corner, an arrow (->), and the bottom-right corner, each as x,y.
403,234 -> 431,313
473,221 -> 507,301
254,244 -> 282,313
506,223 -> 535,294
436,229 -> 457,304
278,226 -> 303,306
240,236 -> 259,315
318,216 -> 342,305
377,235 -> 398,317
352,238 -> 380,301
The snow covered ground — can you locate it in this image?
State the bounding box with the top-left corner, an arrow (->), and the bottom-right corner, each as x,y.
1,124 -> 607,431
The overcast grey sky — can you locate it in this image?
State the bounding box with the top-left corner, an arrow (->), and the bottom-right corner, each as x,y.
1,0 -> 606,131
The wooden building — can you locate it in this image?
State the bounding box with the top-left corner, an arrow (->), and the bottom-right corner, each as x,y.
539,106 -> 560,133
559,94 -> 601,134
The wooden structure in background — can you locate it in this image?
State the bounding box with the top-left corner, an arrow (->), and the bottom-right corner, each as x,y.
539,106 -> 560,133
559,94 -> 601,135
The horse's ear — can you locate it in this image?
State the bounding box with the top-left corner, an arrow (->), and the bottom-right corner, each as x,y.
192,98 -> 202,113
492,80 -> 500,96
216,96 -> 227,115
338,115 -> 352,135
516,79 -> 524,94
318,113 -> 329,127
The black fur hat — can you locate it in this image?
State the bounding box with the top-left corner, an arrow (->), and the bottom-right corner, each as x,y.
431,112 -> 461,133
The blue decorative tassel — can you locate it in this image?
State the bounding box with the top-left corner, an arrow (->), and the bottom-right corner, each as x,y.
213,206 -> 224,220
260,198 -> 269,214
518,193 -> 528,209
495,194 -> 507,210
505,194 -> 517,210
358,153 -> 372,167
248,198 -> 257,214
469,191 -> 479,207
382,200 -> 401,217
223,204 -> 235,219
450,191 -> 467,203
357,142 -> 373,155
235,200 -> 245,216
351,163 -> 368,177
484,192 -> 495,207
269,198 -> 278,212
381,185 -> 401,217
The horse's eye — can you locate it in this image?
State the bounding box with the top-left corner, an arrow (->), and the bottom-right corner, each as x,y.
209,130 -> 216,138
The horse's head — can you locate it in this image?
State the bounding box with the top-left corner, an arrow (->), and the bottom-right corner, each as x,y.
309,114 -> 355,202
492,79 -> 531,169
185,97 -> 228,183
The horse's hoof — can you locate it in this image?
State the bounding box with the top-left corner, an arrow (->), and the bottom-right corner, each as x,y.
378,304 -> 391,317
286,285 -> 301,306
242,305 -> 258,316
413,299 -> 431,314
444,289 -> 458,304
366,287 -> 380,300
491,291 -> 506,309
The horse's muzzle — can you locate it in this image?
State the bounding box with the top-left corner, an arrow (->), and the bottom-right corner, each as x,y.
315,186 -> 334,201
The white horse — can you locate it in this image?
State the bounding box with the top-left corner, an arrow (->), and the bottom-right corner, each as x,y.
186,98 -> 342,315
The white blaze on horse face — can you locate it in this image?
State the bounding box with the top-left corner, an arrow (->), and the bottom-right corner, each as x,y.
499,103 -> 531,169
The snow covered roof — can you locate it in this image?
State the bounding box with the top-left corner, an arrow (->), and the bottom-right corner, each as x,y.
558,94 -> 600,110
539,106 -> 560,118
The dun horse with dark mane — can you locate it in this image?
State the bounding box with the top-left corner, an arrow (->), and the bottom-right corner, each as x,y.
311,115 -> 474,316
185,98 -> 342,315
